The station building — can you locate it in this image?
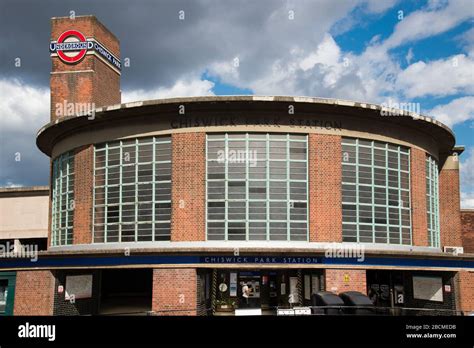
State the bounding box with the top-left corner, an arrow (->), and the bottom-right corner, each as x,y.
0,15 -> 473,316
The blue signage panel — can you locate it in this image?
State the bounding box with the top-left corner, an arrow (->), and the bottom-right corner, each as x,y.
0,254 -> 473,270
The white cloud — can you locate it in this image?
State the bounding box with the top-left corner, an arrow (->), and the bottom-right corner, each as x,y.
383,0 -> 473,50
0,78 -> 49,186
397,54 -> 474,98
0,78 -> 49,132
461,192 -> 474,208
299,34 -> 342,71
364,0 -> 399,14
428,96 -> 474,127
460,148 -> 474,208
405,47 -> 414,64
122,78 -> 215,103
461,148 -> 474,186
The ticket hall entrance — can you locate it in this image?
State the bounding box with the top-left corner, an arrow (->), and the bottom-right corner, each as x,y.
211,269 -> 324,314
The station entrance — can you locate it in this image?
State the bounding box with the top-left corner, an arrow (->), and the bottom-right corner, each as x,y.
209,269 -> 324,314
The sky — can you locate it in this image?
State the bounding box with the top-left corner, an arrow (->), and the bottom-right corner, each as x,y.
0,0 -> 473,207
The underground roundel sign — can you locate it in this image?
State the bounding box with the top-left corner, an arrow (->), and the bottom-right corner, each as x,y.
49,30 -> 93,64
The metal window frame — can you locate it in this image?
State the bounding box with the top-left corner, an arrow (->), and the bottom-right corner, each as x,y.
92,136 -> 172,243
341,138 -> 412,245
51,151 -> 75,246
206,133 -> 309,241
426,155 -> 440,248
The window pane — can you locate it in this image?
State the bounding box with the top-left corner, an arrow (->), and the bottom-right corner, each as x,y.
207,133 -> 307,241
93,136 -> 171,242
341,138 -> 411,245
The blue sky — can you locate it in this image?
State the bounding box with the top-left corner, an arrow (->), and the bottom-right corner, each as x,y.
0,0 -> 473,206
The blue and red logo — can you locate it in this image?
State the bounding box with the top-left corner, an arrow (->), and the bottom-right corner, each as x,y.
49,29 -> 121,71
49,30 -> 93,64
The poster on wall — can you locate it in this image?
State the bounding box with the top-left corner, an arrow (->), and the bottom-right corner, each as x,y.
311,275 -> 320,294
412,276 -> 443,302
65,275 -> 93,300
289,277 -> 299,303
304,275 -> 311,300
230,273 -> 237,297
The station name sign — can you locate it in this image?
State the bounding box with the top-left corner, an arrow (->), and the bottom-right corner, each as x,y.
50,29 -> 121,72
201,256 -> 322,264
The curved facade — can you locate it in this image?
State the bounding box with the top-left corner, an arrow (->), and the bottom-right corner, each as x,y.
39,96 -> 453,251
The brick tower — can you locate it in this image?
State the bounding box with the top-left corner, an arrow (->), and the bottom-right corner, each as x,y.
50,15 -> 121,121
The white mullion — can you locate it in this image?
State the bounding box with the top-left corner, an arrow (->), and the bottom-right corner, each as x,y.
397,147 -> 402,244
224,134 -> 229,240
407,149 -> 412,245
266,133 -> 270,241
134,139 -> 139,242
355,140 -> 360,243
245,133 -> 249,241
370,142 -> 375,243
287,135 -> 291,241
104,145 -> 109,243
384,144 -> 389,244
152,137 -> 156,241
118,143 -> 123,242
92,148 -> 96,243
205,137 -> 208,241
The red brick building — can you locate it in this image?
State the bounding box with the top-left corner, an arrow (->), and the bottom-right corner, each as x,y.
0,15 -> 473,316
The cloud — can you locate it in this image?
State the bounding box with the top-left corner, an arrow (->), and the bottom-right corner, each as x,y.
428,96 -> 474,127
364,0 -> 399,14
460,148 -> 474,208
0,79 -> 50,186
122,78 -> 215,103
405,47 -> 414,64
461,192 -> 474,208
383,0 -> 473,50
397,54 -> 474,98
460,148 -> 474,188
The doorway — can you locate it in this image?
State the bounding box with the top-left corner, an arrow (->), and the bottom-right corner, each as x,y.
99,269 -> 152,315
0,272 -> 16,316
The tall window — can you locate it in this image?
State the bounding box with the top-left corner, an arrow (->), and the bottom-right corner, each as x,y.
93,136 -> 171,242
206,133 -> 308,241
341,138 -> 411,245
426,155 -> 440,247
51,152 -> 75,246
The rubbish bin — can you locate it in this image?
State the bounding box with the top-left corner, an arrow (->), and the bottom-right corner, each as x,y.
338,291 -> 375,315
311,291 -> 345,315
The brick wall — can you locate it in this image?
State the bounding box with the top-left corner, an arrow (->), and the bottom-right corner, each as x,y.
309,134 -> 342,242
411,148 -> 428,246
14,270 -> 54,315
171,133 -> 206,241
456,271 -> 474,313
439,162 -> 462,247
461,210 -> 474,253
50,15 -> 120,122
325,269 -> 366,294
73,145 -> 94,244
152,268 -> 197,315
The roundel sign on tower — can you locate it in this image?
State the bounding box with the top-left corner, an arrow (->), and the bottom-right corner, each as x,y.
50,30 -> 93,64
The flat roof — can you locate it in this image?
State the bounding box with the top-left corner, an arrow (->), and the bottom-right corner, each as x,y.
37,95 -> 457,157
0,186 -> 49,198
